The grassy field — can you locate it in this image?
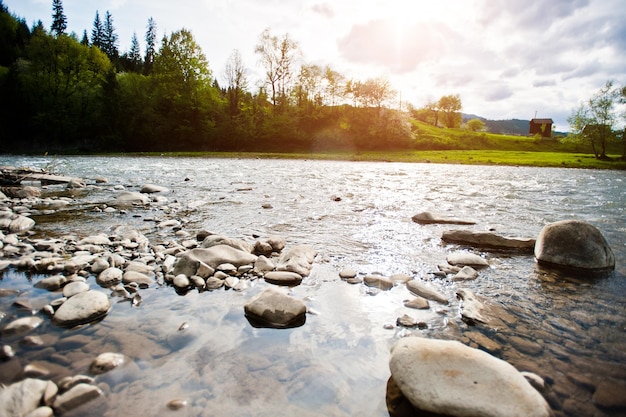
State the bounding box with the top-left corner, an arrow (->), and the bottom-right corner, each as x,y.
115,120 -> 626,170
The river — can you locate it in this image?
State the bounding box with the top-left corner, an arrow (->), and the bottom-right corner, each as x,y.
0,156 -> 625,416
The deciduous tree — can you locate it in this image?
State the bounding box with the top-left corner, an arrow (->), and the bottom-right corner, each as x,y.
254,28 -> 299,107
438,94 -> 462,128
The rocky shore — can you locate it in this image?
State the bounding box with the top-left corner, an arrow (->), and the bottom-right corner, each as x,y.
0,169 -> 623,417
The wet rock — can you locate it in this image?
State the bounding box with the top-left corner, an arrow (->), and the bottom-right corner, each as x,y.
96,267 -> 123,287
442,229 -> 535,253
396,314 -> 419,328
452,265 -> 479,281
174,245 -> 257,275
66,178 -> 86,189
205,277 -> 224,290
90,257 -> 110,274
52,383 -> 103,414
411,212 -> 475,225
534,219 -> 615,274
466,331 -> 502,352
167,399 -> 188,410
122,270 -> 154,288
592,379 -> 626,409
52,290 -> 111,327
364,274 -> 393,290
456,288 -> 488,324
447,252 -> 489,268
264,271 -> 303,286
0,378 -> 48,417
77,234 -> 111,246
390,273 -> 412,284
1,316 -> 44,336
276,244 -> 316,277
140,184 -> 169,194
406,280 -> 448,304
34,274 -> 67,291
389,337 -> 552,417
201,234 -> 254,253
89,352 -> 126,375
115,191 -> 149,204
9,215 -> 36,233
339,268 -> 357,279
253,255 -> 275,274
509,336 -> 543,355
244,288 -> 307,328
403,296 -> 430,310
62,281 -> 89,298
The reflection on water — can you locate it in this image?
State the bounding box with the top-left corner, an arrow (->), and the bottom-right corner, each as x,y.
0,156 -> 625,416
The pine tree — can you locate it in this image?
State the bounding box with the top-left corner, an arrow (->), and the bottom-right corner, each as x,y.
144,17 -> 156,75
128,32 -> 142,71
51,0 -> 67,36
80,29 -> 89,46
102,10 -> 118,59
91,11 -> 103,48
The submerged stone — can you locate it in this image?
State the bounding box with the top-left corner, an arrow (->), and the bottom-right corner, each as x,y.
244,288 -> 306,328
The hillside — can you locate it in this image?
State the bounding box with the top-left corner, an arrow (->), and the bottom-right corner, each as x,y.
462,114 -> 565,136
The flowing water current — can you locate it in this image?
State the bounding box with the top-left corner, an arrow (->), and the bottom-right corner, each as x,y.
0,156 -> 625,417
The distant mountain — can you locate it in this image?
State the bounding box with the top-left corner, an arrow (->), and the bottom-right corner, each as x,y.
462,114 -> 531,136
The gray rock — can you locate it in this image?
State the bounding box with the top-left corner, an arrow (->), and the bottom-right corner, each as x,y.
411,211 -> 476,225
96,267 -> 123,287
244,288 -> 307,328
389,337 -> 552,417
52,383 -> 103,414
173,274 -> 190,289
173,245 -> 258,275
363,274 -> 393,290
122,270 -> 154,288
447,252 -> 489,268
90,257 -> 110,274
115,191 -> 149,204
52,290 -> 111,327
9,215 -> 36,233
77,234 -> 111,246
253,256 -> 275,274
140,184 -> 169,194
442,229 -> 535,253
535,219 -> 615,274
0,378 -> 48,417
89,352 -> 126,375
1,316 -> 43,336
452,265 -> 479,281
276,244 -> 316,277
339,268 -> 357,279
201,235 -> 254,253
62,281 -> 90,298
406,280 -> 448,304
264,271 -> 303,286
34,274 -> 67,291
66,178 -> 86,189
205,277 -> 224,290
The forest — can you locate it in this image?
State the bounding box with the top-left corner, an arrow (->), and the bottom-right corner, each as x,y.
0,0 -> 448,154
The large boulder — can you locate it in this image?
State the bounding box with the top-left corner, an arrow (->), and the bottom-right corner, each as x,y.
534,220 -> 615,274
389,337 -> 552,417
442,230 -> 535,253
244,288 -> 307,328
0,378 -> 49,417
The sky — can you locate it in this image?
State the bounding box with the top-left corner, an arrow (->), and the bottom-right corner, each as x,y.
5,0 -> 626,131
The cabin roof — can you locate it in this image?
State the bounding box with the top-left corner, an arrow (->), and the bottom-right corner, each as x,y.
530,118 -> 553,124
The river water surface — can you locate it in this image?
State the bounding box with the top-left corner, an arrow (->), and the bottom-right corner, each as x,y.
0,156 -> 625,417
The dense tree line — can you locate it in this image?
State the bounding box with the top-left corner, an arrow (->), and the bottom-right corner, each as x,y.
0,0 -> 420,154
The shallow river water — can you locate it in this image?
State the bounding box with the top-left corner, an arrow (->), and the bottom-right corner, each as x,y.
0,156 -> 625,417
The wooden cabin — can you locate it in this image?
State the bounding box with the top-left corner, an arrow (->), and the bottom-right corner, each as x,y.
529,118 -> 553,138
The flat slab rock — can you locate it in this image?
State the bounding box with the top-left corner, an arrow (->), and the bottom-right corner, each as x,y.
412,212 -> 476,225
442,229 -> 536,253
389,337 -> 552,417
244,288 -> 306,329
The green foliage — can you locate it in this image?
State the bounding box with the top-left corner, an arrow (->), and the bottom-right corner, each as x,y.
466,118 -> 485,132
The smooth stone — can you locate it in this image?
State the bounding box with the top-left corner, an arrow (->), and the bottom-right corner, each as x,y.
57,375 -> 95,392
389,337 -> 551,417
276,244 -> 316,277
406,280 -> 448,304
9,215 -> 36,233
1,316 -> 44,336
412,211 -> 475,225
34,274 -> 67,291
24,406 -> 54,417
173,274 -> 190,289
404,296 -> 430,310
396,314 -> 419,328
592,379 -> 626,409
0,378 -> 48,417
77,234 -> 111,246
122,270 -> 154,287
52,290 -> 111,327
115,191 -> 149,204
339,268 -> 357,279
466,331 -> 502,352
205,277 -> 224,290
264,271 -> 303,286
244,288 -> 307,328
62,281 -> 90,298
140,184 -> 169,193
173,245 -> 258,276
363,274 -> 393,290
447,252 -> 489,268
452,265 -> 479,281
96,267 -> 123,287
89,352 -> 126,375
90,257 -> 110,274
253,256 -> 275,273
167,399 -> 188,410
390,273 -> 412,284
124,261 -> 154,274
535,219 -> 615,273
442,229 -> 535,253
190,275 -> 205,289
52,383 -> 103,414
66,178 -> 86,189
200,235 -> 254,253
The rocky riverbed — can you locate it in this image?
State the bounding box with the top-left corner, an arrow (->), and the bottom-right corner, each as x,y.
0,159 -> 625,417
